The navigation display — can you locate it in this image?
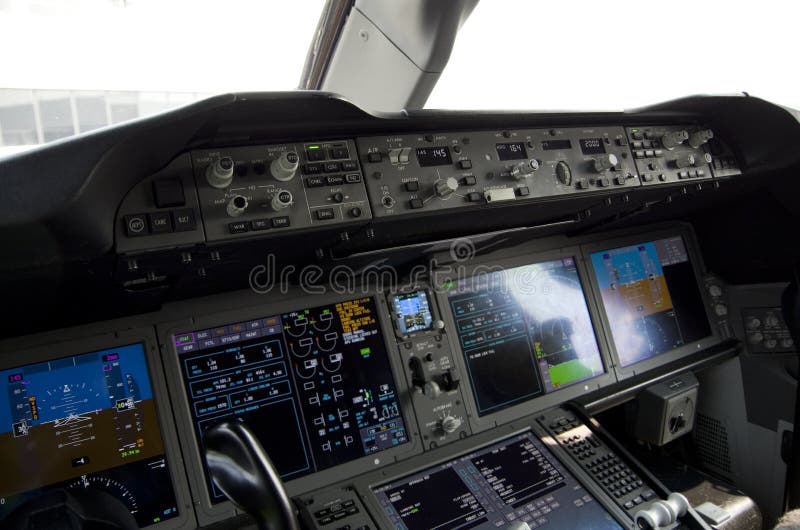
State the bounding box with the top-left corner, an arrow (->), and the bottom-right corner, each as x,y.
372,431 -> 622,530
590,236 -> 712,367
447,258 -> 604,416
0,343 -> 179,527
392,290 -> 434,335
173,296 -> 409,502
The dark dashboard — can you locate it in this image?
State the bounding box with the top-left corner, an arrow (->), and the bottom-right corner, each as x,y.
1,91 -> 799,530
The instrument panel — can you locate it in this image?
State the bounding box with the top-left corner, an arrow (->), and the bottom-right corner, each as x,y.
114,124 -> 740,254
0,223 -> 723,529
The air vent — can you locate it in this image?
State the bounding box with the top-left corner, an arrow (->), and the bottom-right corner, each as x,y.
694,412 -> 732,476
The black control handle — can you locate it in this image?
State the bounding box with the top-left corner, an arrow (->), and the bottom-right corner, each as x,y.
204,421 -> 299,530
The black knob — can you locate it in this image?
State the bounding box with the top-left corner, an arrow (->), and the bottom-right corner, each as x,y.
333,192 -> 344,203
349,207 -> 362,218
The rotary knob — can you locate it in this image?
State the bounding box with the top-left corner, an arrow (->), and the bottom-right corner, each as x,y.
748,332 -> 764,345
674,154 -> 695,169
556,161 -> 572,186
226,195 -> 248,217
688,129 -> 714,149
271,190 -> 293,211
592,153 -> 618,173
510,159 -> 539,179
423,380 -> 442,399
745,317 -> 761,330
695,152 -> 712,166
434,177 -> 459,198
206,156 -> 235,189
440,415 -> 462,434
661,130 -> 689,150
270,151 -> 299,182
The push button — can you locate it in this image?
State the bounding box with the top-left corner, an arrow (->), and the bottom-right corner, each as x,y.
324,162 -> 341,173
250,219 -> 271,231
466,192 -> 482,202
341,160 -> 358,171
516,186 -> 530,196
228,221 -> 249,234
303,164 -> 322,175
459,159 -> 473,170
329,146 -> 349,159
172,208 -> 196,232
124,214 -> 148,237
271,216 -> 291,228
148,212 -> 173,233
306,148 -> 326,162
316,208 -> 335,220
344,173 -> 362,184
409,198 -> 424,209
404,181 -> 419,192
367,152 -> 382,163
462,175 -> 477,186
326,175 -> 345,186
305,176 -> 326,188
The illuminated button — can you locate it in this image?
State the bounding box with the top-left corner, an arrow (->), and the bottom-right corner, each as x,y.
409,198 -> 424,209
324,162 -> 341,172
517,186 -> 530,196
303,163 -> 322,175
345,173 -> 362,183
342,160 -> 358,171
404,181 -> 420,192
462,175 -> 477,186
367,152 -> 382,163
459,159 -> 473,169
466,192 -> 482,202
306,146 -> 326,161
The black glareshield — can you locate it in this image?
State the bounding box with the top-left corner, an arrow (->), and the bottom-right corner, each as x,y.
204,422 -> 298,530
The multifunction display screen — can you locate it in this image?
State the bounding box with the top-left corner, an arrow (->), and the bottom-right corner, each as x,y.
391,290 -> 434,335
447,258 -> 604,416
173,297 -> 409,501
416,146 -> 452,167
590,236 -> 712,367
0,344 -> 179,527
372,432 -> 622,530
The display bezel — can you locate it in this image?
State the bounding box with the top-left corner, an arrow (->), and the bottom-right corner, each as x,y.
580,225 -> 721,380
0,328 -> 195,530
157,289 -> 422,527
433,245 -> 617,434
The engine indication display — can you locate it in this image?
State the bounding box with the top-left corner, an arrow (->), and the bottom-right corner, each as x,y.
173,296 -> 409,502
0,343 -> 180,527
447,258 -> 605,416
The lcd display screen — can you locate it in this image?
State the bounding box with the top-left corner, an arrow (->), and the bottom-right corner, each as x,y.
392,290 -> 434,335
372,431 -> 622,530
416,146 -> 452,167
496,142 -> 528,161
0,344 -> 180,527
541,139 -> 572,150
173,297 -> 409,502
579,138 -> 606,155
447,258 -> 604,416
589,236 -> 712,367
